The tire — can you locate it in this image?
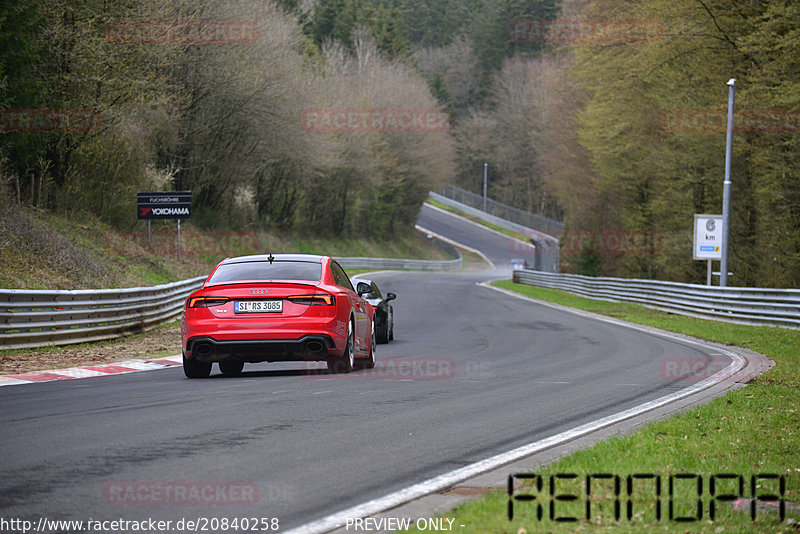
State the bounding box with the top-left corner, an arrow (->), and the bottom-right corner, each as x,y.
219,360 -> 244,376
376,315 -> 389,344
328,319 -> 354,374
362,320 -> 376,369
388,309 -> 394,341
183,352 -> 212,378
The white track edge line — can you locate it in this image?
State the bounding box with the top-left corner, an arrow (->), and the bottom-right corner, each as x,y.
284,284 -> 745,534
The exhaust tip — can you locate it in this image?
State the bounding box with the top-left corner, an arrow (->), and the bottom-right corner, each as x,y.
305,340 -> 325,354
193,342 -> 214,357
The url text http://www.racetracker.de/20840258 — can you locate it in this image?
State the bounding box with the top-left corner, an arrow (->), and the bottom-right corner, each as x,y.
0,516 -> 281,534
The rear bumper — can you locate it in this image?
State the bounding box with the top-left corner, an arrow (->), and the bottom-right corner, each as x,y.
185,335 -> 337,363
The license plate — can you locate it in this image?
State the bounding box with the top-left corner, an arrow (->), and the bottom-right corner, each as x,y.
234,300 -> 283,313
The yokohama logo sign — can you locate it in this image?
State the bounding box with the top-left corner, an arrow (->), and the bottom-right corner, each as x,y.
140,207 -> 190,217
137,191 -> 192,220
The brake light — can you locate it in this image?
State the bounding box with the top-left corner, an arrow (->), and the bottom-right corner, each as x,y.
186,297 -> 229,308
287,294 -> 336,306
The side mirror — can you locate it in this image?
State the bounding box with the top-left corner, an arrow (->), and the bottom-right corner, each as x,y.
386,292 -> 396,301
356,283 -> 372,297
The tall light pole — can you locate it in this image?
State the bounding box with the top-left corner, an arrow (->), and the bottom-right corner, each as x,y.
720,78 -> 736,286
482,162 -> 488,212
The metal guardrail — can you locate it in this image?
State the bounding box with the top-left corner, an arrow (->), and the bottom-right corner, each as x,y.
0,277 -> 207,350
513,269 -> 800,329
0,255 -> 462,350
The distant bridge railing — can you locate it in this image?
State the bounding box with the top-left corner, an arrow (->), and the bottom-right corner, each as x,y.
0,255 -> 461,350
437,184 -> 564,237
513,269 -> 800,329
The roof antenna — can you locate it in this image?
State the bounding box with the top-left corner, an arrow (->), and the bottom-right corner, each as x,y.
267,253 -> 275,264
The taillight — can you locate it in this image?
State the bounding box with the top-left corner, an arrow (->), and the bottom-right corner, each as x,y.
186,297 -> 229,308
287,294 -> 336,306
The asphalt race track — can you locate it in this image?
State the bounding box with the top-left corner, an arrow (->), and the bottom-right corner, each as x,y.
0,204 -> 731,532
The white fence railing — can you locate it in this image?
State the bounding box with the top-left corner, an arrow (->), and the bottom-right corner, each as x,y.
1,255 -> 461,350
513,270 -> 800,329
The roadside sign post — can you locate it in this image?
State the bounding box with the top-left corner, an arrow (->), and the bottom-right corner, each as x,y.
694,214 -> 723,285
137,191 -> 192,260
721,78 -> 736,287
482,163 -> 488,212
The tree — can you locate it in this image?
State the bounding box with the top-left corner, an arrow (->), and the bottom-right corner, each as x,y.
468,0 -> 560,73
566,0 -> 800,285
311,0 -> 409,58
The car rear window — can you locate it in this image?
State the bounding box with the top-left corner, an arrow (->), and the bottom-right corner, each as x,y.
207,261 -> 321,284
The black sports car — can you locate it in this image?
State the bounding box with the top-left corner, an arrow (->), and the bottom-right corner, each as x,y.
351,278 -> 396,344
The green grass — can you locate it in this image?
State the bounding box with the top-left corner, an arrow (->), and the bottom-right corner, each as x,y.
425,199 -> 533,243
407,280 -> 800,533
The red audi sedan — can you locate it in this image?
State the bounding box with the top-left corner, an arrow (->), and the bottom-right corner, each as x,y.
181,254 -> 375,378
